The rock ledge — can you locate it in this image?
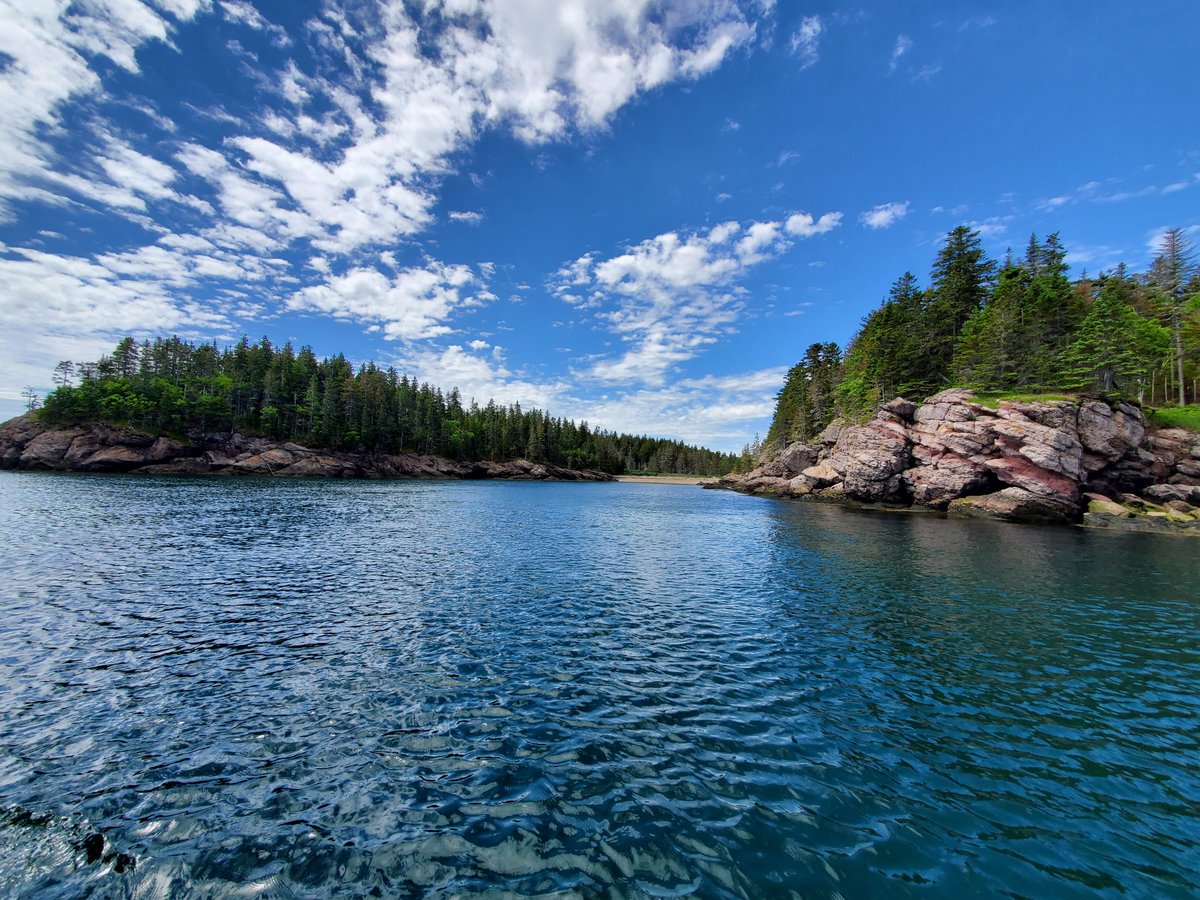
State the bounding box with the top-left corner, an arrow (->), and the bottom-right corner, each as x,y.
711,391 -> 1200,534
0,416 -> 614,482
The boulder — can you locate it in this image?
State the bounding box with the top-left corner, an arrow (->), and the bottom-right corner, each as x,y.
787,475 -> 814,496
1076,400 -> 1145,462
759,442 -> 818,478
817,422 -> 842,446
1084,495 -> 1132,517
1145,483 -> 1200,505
905,462 -> 993,509
991,418 -> 1085,481
78,446 -> 152,471
801,463 -> 840,487
1176,459 -> 1200,478
19,428 -> 82,468
825,422 -> 912,503
948,487 -> 1079,524
881,397 -> 918,421
984,454 -> 1080,502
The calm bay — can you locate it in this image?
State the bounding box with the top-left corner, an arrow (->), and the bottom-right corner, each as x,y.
0,473 -> 1196,897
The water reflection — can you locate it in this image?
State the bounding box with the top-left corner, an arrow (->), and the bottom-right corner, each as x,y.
0,473 -> 1196,897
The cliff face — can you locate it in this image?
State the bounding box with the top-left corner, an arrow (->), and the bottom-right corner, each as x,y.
716,390 -> 1200,531
0,416 -> 614,482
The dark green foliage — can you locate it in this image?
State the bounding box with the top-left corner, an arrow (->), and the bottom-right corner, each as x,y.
953,234 -> 1087,390
1057,280 -> 1168,396
766,342 -> 842,446
918,226 -> 997,393
837,271 -> 925,418
39,336 -> 738,477
766,225 -> 1196,444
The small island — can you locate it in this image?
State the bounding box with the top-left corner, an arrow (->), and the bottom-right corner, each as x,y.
1,337 -> 737,482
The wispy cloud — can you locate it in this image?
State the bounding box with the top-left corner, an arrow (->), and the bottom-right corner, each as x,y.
888,34 -> 912,74
790,16 -> 823,69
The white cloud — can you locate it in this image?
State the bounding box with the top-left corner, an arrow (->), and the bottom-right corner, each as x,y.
449,210 -> 485,225
912,62 -> 942,82
859,200 -> 910,229
888,34 -> 912,74
785,210 -> 842,237
402,343 -> 569,412
552,218 -> 807,386
0,0 -> 198,219
287,260 -> 490,341
790,15 -> 822,69
402,343 -> 785,451
968,216 -> 1012,240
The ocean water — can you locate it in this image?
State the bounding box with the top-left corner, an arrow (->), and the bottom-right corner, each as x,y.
0,472 -> 1196,898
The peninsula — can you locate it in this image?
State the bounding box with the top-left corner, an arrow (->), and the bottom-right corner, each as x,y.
1,336 -> 736,482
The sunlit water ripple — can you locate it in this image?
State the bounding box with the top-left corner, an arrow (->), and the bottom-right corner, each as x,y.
0,473 -> 1197,898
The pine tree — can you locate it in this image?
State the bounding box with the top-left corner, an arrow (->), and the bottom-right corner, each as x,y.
1058,283 -> 1167,397
924,226 -> 997,391
1149,228 -> 1196,404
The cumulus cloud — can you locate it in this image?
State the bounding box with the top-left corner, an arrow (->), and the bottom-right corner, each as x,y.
860,200 -> 910,229
785,210 -> 842,237
0,0 -> 195,219
0,0 -> 770,412
287,260 -> 492,341
551,213 -> 835,386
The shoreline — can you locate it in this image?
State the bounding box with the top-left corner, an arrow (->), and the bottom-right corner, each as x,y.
0,416 -> 616,483
614,475 -> 717,485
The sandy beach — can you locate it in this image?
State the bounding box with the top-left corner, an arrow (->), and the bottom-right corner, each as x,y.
614,475 -> 716,485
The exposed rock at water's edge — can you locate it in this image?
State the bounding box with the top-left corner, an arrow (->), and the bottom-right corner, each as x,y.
0,416 -> 614,482
711,390 -> 1200,534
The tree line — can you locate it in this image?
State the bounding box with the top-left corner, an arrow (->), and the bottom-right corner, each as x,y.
36,336 -> 738,476
766,226 -> 1200,448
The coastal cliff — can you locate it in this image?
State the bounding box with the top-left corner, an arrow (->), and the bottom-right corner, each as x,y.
0,415 -> 614,482
714,390 -> 1200,533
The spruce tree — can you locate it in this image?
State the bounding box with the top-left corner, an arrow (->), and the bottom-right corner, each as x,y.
1058,283 -> 1167,397
924,226 -> 997,393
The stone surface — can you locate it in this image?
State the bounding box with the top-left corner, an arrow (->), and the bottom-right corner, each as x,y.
801,463 -> 841,487
1086,496 -> 1132,517
710,390 -> 1200,531
1077,400 -> 1145,462
947,487 -> 1078,524
0,415 -> 615,483
825,421 -> 912,503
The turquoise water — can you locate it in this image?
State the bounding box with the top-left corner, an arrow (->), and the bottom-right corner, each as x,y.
0,473 -> 1197,898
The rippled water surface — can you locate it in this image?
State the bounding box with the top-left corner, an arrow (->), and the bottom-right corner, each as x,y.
0,473 -> 1197,898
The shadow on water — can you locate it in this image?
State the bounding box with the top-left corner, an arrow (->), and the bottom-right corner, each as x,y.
0,473 -> 1197,897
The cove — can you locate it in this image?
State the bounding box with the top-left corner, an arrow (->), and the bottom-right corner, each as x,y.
0,473 -> 1197,897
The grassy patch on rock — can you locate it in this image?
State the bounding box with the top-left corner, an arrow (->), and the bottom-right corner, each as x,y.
968,391 -> 1079,410
1148,405 -> 1200,432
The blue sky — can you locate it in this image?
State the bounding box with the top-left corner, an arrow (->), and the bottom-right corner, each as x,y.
1,1 -> 1197,450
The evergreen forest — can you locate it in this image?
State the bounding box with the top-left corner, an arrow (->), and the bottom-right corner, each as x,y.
34,338 -> 738,476
766,226 -> 1200,450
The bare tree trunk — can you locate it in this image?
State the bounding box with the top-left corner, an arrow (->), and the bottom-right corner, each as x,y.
1175,309 -> 1186,406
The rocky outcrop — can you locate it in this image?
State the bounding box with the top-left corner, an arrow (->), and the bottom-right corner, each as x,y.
0,416 -> 614,482
713,390 -> 1200,532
